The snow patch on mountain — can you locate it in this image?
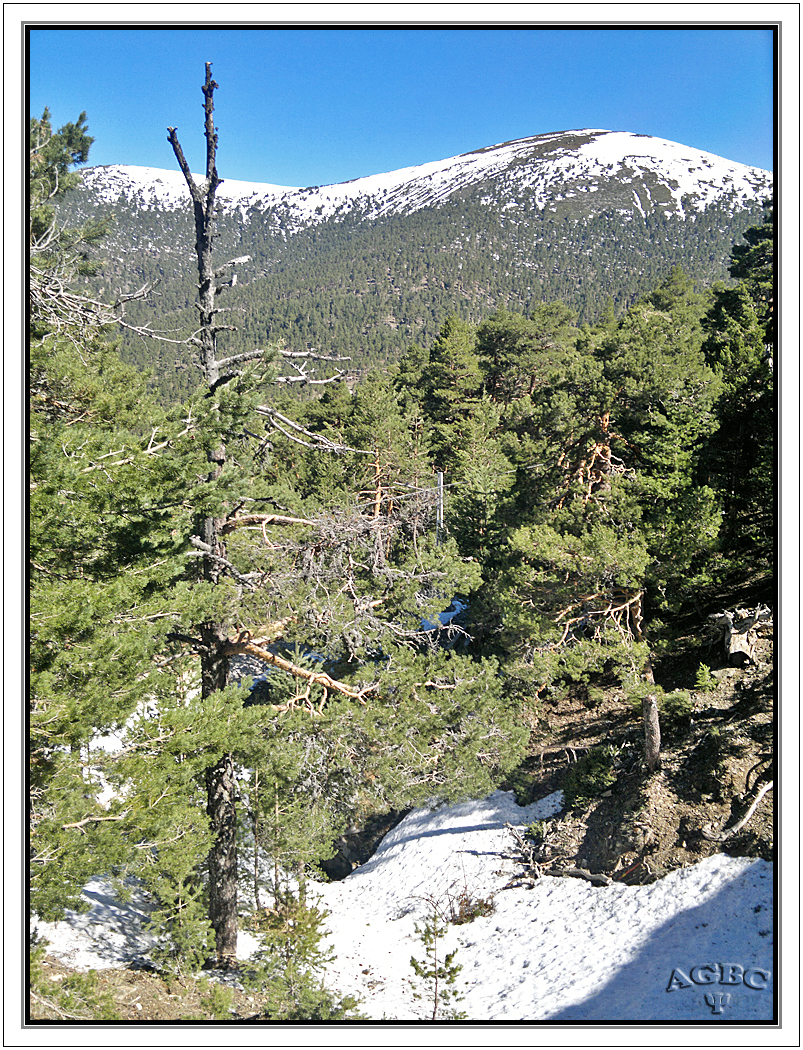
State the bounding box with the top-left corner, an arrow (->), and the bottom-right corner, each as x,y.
79,164 -> 295,215
79,129 -> 772,233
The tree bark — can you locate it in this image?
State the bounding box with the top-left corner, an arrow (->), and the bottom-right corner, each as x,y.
632,601 -> 661,774
168,64 -> 239,968
642,693 -> 661,772
205,751 -> 238,968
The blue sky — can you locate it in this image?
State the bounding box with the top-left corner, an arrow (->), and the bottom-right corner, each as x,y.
28,24 -> 775,187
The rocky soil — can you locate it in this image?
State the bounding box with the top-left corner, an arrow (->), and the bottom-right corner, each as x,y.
505,605 -> 774,886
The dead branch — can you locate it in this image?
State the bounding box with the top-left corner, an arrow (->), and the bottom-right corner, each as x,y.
552,589 -> 645,648
29,990 -> 86,1021
220,512 -> 316,534
701,780 -> 773,843
221,635 -> 378,707
503,824 -> 613,887
255,404 -> 372,454
280,348 -> 352,361
62,810 -> 129,832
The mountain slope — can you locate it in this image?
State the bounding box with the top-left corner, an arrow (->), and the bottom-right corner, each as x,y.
60,130 -> 772,403
80,129 -> 771,225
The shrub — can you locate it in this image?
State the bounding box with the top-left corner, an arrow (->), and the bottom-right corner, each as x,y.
243,887 -> 364,1021
444,886 -> 495,925
583,685 -> 606,709
564,746 -> 617,808
29,945 -> 120,1021
525,820 -> 547,845
196,978 -> 236,1020
660,689 -> 694,731
695,663 -> 717,692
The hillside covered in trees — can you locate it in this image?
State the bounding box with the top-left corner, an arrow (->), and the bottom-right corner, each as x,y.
57,135 -> 770,405
29,78 -> 774,1021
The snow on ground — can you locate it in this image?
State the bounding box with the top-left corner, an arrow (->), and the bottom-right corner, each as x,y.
33,877 -> 160,971
32,789 -> 773,1023
317,790 -> 773,1021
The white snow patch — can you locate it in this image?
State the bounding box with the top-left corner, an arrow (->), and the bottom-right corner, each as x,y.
32,877 -> 159,970
80,130 -> 772,233
32,789 -> 773,1022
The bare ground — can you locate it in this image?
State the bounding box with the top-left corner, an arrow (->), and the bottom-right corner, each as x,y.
507,626 -> 774,885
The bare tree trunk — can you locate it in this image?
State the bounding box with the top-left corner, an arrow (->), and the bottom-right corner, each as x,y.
168,64 -> 240,968
642,694 -> 661,772
200,613 -> 236,967
632,600 -> 661,773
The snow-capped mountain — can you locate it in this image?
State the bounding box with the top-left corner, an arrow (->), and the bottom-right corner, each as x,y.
79,129 -> 772,231
63,129 -> 772,402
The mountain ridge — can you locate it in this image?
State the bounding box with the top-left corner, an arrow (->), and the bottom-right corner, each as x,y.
61,128 -> 772,403
78,128 -> 772,231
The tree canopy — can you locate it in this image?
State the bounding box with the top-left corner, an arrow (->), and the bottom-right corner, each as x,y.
28,78 -> 774,988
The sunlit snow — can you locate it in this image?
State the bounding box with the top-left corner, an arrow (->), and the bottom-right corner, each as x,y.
33,789 -> 774,1022
80,129 -> 772,233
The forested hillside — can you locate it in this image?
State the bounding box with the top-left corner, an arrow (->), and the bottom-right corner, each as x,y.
30,79 -> 774,1018
57,149 -> 768,404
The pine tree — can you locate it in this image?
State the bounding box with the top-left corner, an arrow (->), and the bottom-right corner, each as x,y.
478,285 -> 721,753
147,66 -> 529,967
415,315 -> 483,472
29,112 -> 185,919
701,207 -> 774,566
476,303 -> 578,405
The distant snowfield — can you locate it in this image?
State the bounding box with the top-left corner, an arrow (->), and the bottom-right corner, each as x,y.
79,128 -> 772,230
33,789 -> 774,1024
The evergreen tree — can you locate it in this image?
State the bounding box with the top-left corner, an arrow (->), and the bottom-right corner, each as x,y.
701,207 -> 774,566
415,315 -> 483,472
129,66 -> 528,967
446,397 -> 515,564
29,108 -> 109,342
476,303 -> 578,405
480,283 -> 721,726
29,112 -> 185,919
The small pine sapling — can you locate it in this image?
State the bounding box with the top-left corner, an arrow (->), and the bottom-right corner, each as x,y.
409,897 -> 467,1020
695,662 -> 717,692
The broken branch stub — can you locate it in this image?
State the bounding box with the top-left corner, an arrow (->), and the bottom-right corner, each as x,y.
707,605 -> 772,666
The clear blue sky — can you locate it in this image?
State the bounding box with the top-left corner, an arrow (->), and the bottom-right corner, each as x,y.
28,25 -> 775,186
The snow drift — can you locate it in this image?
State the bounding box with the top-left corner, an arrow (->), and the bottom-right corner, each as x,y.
33,788 -> 774,1023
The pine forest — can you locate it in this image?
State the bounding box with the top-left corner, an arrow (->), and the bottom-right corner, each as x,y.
28,67 -> 775,1020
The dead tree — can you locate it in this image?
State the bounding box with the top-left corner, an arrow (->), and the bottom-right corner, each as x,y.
165,65 -> 373,967
707,605 -> 772,666
642,694 -> 661,772
167,63 -> 243,968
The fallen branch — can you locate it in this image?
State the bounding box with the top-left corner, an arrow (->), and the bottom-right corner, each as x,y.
29,990 -> 86,1021
701,780 -> 773,843
503,823 -> 613,887
550,866 -> 612,887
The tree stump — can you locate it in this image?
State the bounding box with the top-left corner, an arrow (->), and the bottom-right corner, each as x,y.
643,693 -> 661,771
